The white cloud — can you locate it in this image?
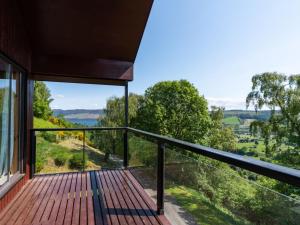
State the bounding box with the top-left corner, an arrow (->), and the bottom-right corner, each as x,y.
206,97 -> 246,110
54,94 -> 64,99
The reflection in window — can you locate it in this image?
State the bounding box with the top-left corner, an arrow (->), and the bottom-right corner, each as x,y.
0,58 -> 22,188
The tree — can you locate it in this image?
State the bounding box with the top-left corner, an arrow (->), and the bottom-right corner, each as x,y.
91,93 -> 142,160
33,81 -> 53,120
207,106 -> 237,151
246,72 -> 300,155
134,80 -> 211,143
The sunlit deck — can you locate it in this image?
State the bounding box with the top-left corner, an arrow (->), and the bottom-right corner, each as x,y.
0,169 -> 170,225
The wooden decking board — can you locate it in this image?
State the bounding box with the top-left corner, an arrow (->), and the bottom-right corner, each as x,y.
94,171 -> 109,225
101,170 -> 130,225
0,170 -> 171,225
0,176 -> 40,224
90,171 -> 105,225
124,171 -> 172,225
105,170 -> 137,225
108,170 -> 145,225
23,175 -> 57,225
98,171 -> 120,225
86,172 -> 96,225
10,175 -> 51,225
113,170 -> 157,225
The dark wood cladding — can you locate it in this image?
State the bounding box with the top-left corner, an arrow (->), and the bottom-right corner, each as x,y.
19,0 -> 153,62
31,56 -> 133,83
0,0 -> 32,212
0,0 -> 31,70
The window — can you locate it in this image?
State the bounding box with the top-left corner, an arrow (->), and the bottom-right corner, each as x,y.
0,57 -> 23,188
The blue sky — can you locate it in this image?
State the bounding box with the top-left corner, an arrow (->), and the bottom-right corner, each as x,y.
48,0 -> 300,110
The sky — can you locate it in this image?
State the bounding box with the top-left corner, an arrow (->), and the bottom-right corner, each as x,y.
48,0 -> 300,110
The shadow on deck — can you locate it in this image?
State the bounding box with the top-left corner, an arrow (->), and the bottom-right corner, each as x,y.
0,169 -> 171,225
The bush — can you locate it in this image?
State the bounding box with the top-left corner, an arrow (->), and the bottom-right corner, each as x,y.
68,152 -> 88,170
41,131 -> 57,143
54,155 -> 68,167
36,159 -> 44,173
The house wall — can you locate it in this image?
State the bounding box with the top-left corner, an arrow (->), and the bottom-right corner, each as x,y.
0,0 -> 32,211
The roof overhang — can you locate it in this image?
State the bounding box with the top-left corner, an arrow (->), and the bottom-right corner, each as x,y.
19,0 -> 153,83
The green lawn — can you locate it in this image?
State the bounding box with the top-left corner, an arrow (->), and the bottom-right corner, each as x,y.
166,186 -> 252,225
34,117 -> 60,128
223,116 -> 240,126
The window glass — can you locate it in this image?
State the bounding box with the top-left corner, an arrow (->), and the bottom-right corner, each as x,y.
0,59 -> 10,186
10,69 -> 21,175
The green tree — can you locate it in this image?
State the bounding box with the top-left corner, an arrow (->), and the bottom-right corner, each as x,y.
207,106 -> 237,151
33,81 -> 53,120
246,72 -> 300,155
91,93 -> 142,160
134,80 -> 211,143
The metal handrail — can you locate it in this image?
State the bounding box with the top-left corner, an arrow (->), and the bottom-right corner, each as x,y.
127,127 -> 300,188
30,126 -> 300,214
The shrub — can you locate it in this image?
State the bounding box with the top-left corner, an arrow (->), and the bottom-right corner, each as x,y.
54,155 -> 68,167
41,131 -> 57,143
68,152 -> 88,170
36,159 -> 44,173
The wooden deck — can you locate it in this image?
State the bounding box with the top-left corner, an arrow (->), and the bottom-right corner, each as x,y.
0,169 -> 171,225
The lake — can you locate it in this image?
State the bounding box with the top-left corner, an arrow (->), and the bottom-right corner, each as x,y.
66,118 -> 98,126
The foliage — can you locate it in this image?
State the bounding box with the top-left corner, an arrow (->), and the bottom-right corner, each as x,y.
33,81 -> 53,120
68,152 -> 88,170
91,94 -> 142,159
166,186 -> 252,225
207,106 -> 237,151
246,73 -> 300,155
54,156 -> 67,167
134,80 -> 211,143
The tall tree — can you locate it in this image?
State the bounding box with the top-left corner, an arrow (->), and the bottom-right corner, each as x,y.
33,81 -> 53,120
207,106 -> 237,151
246,72 -> 300,155
134,80 -> 211,143
91,93 -> 142,160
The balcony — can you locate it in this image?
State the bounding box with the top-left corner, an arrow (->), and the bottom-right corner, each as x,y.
0,169 -> 169,225
1,127 -> 299,225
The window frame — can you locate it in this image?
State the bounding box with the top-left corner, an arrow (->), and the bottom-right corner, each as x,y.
0,52 -> 27,198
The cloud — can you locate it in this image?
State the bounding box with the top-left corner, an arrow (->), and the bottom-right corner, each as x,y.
54,94 -> 64,99
206,97 -> 246,110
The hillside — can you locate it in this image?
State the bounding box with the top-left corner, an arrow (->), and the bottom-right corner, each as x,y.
53,109 -> 104,119
223,110 -> 272,121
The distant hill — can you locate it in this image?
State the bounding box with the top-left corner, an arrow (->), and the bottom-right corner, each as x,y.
53,109 -> 104,119
223,110 -> 273,121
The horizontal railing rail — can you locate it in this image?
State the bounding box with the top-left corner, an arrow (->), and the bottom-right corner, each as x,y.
31,126 -> 300,214
127,127 -> 300,188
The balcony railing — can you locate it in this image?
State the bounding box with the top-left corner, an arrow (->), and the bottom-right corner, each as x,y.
31,127 -> 300,224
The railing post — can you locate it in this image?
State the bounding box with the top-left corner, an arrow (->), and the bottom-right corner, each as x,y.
157,141 -> 165,215
83,130 -> 86,172
30,130 -> 36,178
123,130 -> 128,168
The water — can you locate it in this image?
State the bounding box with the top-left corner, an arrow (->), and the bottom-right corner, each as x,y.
66,118 -> 98,127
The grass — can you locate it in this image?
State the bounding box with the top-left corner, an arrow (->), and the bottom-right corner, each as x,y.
223,116 -> 240,126
34,117 -> 60,128
166,186 -> 252,225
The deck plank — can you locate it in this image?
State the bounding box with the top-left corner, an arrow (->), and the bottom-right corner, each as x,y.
113,170 -> 157,225
0,170 -> 171,225
86,172 -> 96,225
12,176 -> 52,225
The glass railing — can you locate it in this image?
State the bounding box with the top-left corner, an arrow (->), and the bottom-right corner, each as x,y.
126,127 -> 300,225
31,127 -> 300,225
32,128 -> 124,174
164,145 -> 300,225
128,132 -> 158,203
